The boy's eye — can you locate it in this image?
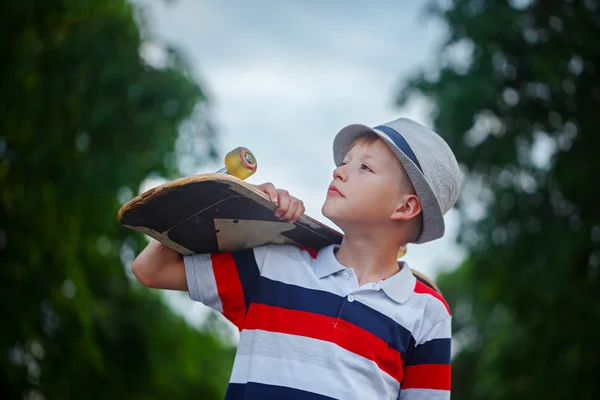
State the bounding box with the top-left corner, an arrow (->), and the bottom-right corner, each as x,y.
361,164 -> 373,172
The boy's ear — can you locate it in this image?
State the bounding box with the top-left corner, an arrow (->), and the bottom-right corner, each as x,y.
390,194 -> 422,221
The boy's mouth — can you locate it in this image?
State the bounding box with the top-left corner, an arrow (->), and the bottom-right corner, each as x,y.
327,184 -> 344,197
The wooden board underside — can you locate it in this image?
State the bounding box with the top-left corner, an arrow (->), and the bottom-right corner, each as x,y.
119,174 -> 343,255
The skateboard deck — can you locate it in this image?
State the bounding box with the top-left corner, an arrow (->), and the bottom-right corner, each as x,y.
118,173 -> 343,256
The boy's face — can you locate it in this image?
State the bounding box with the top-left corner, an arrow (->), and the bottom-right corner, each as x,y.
322,138 -> 416,228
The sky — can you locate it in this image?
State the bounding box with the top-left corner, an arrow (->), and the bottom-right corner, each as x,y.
132,0 -> 466,341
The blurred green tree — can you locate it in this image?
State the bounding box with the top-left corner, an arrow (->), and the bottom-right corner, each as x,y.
1,0 -> 232,398
399,0 -> 600,398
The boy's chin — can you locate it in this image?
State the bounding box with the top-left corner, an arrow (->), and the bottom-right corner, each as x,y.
321,203 -> 338,220
321,205 -> 335,218
322,205 -> 349,227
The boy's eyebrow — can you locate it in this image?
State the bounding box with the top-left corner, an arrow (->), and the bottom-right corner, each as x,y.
346,146 -> 385,164
345,151 -> 379,164
361,153 -> 381,164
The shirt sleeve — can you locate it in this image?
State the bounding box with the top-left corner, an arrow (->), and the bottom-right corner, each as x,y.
400,315 -> 452,400
183,246 -> 269,329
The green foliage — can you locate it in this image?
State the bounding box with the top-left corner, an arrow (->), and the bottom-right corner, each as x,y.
1,0 -> 233,398
399,0 -> 600,398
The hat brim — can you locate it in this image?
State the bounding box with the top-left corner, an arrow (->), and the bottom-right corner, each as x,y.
332,124 -> 445,244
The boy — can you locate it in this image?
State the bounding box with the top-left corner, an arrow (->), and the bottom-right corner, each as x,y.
133,118 -> 461,399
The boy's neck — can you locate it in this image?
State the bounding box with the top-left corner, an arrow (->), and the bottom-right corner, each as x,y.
334,231 -> 404,286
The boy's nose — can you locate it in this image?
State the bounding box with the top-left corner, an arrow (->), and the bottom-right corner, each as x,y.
333,165 -> 347,182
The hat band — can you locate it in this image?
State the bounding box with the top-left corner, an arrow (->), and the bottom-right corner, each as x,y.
374,125 -> 423,173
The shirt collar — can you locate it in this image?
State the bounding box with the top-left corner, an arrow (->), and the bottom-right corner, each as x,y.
380,261 -> 416,303
313,245 -> 346,278
313,245 -> 416,303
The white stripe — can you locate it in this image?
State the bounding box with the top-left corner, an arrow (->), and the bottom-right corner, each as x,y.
408,297 -> 450,343
261,246 -> 351,296
232,329 -> 400,399
409,291 -> 451,322
183,253 -> 223,312
400,388 -> 450,400
252,245 -> 270,273
419,315 -> 451,344
402,292 -> 451,342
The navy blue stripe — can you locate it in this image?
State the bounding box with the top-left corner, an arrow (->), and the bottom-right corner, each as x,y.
405,338 -> 451,366
253,277 -> 413,356
374,125 -> 423,173
226,382 -> 336,400
232,249 -> 260,312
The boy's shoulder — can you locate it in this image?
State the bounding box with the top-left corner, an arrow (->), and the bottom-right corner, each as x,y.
253,244 -> 321,275
408,275 -> 451,325
258,244 -> 319,261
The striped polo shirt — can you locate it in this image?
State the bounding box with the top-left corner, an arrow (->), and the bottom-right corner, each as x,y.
184,244 -> 451,399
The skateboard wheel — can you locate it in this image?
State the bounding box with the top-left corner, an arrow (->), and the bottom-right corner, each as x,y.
397,245 -> 407,258
224,147 -> 257,179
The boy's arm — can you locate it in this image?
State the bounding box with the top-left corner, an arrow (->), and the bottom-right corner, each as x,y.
132,239 -> 187,291
400,316 -> 452,399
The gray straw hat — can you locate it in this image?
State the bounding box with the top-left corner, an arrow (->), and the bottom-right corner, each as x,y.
333,117 -> 461,244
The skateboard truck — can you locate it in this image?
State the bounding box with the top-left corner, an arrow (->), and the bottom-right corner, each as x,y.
216,147 -> 257,180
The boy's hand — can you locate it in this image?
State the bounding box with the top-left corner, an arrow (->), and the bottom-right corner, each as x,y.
254,182 -> 305,224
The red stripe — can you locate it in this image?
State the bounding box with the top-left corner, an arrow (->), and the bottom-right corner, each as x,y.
402,364 -> 451,390
414,280 -> 451,315
211,253 -> 246,329
244,303 -> 404,382
298,246 -> 318,259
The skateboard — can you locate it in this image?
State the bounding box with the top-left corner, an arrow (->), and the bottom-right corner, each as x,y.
118,147 -> 441,294
118,173 -> 343,256
118,147 -> 342,256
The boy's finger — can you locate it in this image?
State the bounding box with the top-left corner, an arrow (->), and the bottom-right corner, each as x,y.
265,184 -> 279,203
288,201 -> 305,224
281,197 -> 298,220
256,182 -> 278,204
275,190 -> 290,218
